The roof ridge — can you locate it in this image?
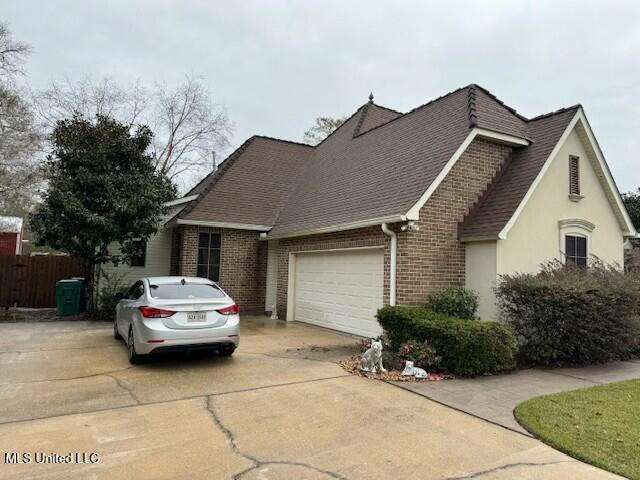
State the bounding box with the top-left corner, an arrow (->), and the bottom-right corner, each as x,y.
370,102 -> 403,116
253,134 -> 315,148
352,101 -> 372,138
353,84 -> 470,139
467,85 -> 478,128
527,104 -> 582,122
178,136 -> 257,218
470,84 -> 529,122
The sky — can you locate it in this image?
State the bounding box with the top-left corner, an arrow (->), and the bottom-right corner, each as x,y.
3,0 -> 640,192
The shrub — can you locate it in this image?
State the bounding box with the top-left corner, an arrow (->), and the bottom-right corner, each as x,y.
496,261 -> 640,366
376,306 -> 517,376
91,269 -> 127,321
426,286 -> 479,320
398,340 -> 440,371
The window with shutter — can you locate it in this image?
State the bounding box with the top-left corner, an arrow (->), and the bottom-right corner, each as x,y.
569,155 -> 580,196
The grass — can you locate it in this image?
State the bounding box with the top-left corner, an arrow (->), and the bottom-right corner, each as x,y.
515,379 -> 640,480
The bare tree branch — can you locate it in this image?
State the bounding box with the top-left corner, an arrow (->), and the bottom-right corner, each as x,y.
0,23 -> 32,78
33,75 -> 232,187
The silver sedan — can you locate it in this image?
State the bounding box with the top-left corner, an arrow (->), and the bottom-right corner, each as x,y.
114,276 -> 240,364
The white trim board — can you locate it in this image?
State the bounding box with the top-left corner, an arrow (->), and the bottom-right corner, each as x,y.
266,215 -> 406,240
175,219 -> 272,231
498,109 -> 636,239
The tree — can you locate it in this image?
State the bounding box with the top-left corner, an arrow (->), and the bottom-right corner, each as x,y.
29,115 -> 175,309
303,116 -> 346,145
622,189 -> 640,230
0,22 -> 32,77
0,23 -> 42,215
33,75 -> 231,185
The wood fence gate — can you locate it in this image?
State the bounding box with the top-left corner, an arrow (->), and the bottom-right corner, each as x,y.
0,256 -> 84,308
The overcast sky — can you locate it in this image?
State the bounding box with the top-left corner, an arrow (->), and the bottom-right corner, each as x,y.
3,0 -> 640,192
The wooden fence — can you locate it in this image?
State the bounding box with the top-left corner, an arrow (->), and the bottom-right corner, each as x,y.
0,255 -> 84,308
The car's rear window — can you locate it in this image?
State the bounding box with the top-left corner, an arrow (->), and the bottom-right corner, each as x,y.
149,283 -> 225,299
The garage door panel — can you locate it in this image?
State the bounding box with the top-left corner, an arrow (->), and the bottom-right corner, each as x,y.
293,249 -> 383,338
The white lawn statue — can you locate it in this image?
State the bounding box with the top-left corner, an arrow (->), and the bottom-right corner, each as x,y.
401,360 -> 428,379
360,339 -> 386,373
270,305 -> 278,320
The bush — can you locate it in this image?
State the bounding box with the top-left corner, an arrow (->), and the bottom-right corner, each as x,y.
398,340 -> 440,371
376,306 -> 517,376
91,269 -> 127,321
496,261 -> 640,366
426,286 -> 479,320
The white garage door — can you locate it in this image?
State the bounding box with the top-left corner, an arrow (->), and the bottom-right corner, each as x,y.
293,248 -> 383,337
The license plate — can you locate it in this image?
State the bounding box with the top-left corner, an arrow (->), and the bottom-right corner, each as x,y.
187,312 -> 207,322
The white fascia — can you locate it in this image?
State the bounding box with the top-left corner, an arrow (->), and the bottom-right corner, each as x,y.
163,194 -> 199,207
267,215 -> 407,240
405,128 -> 530,221
175,219 -> 272,231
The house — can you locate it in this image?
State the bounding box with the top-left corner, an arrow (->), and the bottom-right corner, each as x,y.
102,84 -> 637,335
0,216 -> 24,256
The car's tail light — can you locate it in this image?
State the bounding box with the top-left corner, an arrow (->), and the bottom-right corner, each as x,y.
139,306 -> 175,318
217,304 -> 240,315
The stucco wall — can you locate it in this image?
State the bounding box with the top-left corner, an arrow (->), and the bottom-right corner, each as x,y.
465,241 -> 497,320
497,128 -> 625,276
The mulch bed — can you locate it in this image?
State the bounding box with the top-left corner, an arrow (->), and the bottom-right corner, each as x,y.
339,356 -> 452,382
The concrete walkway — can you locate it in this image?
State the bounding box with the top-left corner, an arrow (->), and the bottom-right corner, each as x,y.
392,359 -> 640,435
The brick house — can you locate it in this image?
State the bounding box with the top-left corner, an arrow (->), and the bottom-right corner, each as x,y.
0,216 -> 24,256
103,84 -> 636,337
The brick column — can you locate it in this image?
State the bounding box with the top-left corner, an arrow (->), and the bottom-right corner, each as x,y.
179,225 -> 198,276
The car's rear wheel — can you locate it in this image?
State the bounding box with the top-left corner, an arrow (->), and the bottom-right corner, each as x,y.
113,319 -> 122,340
218,346 -> 235,357
127,328 -> 142,364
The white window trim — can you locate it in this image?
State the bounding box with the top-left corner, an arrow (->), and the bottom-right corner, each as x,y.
558,218 -> 595,263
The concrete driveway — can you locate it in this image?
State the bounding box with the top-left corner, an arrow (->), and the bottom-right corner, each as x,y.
0,316 -> 623,480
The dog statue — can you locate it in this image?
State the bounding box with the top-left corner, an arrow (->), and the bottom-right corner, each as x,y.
401,360 -> 428,379
360,339 -> 386,373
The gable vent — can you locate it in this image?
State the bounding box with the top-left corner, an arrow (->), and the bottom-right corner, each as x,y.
569,155 -> 580,195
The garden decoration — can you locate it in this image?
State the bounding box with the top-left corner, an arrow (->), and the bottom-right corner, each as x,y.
401,360 -> 428,379
360,339 -> 386,373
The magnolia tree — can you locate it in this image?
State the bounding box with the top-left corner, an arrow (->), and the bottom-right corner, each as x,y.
29,115 -> 175,309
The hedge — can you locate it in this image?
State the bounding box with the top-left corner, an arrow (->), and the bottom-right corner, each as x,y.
496,261 -> 640,366
426,286 -> 479,320
376,306 -> 518,376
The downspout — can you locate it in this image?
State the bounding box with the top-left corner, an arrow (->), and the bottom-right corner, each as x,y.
381,223 -> 396,306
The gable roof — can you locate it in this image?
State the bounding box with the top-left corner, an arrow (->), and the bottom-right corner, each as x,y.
268,85 -> 532,238
176,84 -> 633,240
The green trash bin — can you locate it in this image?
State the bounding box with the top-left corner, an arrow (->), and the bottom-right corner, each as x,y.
56,279 -> 82,316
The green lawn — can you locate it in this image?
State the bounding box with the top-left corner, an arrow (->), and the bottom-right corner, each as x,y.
515,379 -> 640,480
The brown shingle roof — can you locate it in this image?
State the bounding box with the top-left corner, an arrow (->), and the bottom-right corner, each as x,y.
460,106 -> 580,239
178,136 -> 313,227
180,84 -> 584,239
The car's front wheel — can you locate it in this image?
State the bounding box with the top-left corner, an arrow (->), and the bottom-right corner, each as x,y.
127,328 -> 142,364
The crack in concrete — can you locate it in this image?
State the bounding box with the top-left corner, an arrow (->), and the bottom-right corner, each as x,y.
445,460 -> 575,479
0,374 -> 353,426
103,373 -> 141,405
0,366 -> 134,387
204,396 -> 347,480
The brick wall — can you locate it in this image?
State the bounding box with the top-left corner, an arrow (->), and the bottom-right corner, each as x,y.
176,225 -> 266,311
394,138 -> 511,304
274,138 -> 510,318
